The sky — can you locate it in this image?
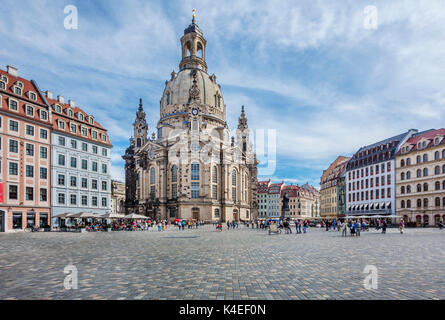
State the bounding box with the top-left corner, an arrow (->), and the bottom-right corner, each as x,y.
1,0 -> 445,187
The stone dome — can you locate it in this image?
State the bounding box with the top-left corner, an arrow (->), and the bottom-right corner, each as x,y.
160,68 -> 226,122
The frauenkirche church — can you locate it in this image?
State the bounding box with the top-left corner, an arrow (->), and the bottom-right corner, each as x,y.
123,13 -> 258,222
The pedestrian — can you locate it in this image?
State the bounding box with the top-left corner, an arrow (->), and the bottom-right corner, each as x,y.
341,221 -> 348,237
356,220 -> 361,237
303,220 -> 308,233
382,219 -> 387,234
399,219 -> 405,234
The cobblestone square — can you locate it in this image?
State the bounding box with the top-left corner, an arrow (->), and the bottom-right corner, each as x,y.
1,226 -> 444,300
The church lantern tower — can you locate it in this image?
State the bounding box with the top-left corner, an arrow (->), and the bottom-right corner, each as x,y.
133,98 -> 148,150
179,9 -> 208,72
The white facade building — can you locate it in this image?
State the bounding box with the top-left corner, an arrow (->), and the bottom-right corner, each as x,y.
345,130 -> 417,217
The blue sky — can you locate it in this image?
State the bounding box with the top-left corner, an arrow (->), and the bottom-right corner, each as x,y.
1,0 -> 445,186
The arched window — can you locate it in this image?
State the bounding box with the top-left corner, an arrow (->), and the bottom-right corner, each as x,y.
423,198 -> 428,208
407,185 -> 411,193
407,200 -> 411,208
137,138 -> 141,148
197,42 -> 203,59
443,197 -> 445,207
232,169 -> 237,201
423,182 -> 428,191
417,199 -> 422,208
416,155 -> 421,164
166,92 -> 171,105
186,41 -> 192,56
443,180 -> 445,190
443,149 -> 445,158
417,169 -> 422,178
150,167 -> 156,184
417,184 -> 422,192
443,164 -> 445,174
435,166 -> 440,175
401,200 -> 405,208
423,154 -> 428,162
401,172 -> 405,180
406,171 -> 411,179
435,197 -> 440,207
406,158 -> 411,165
150,167 -> 156,198
435,181 -> 440,190
212,166 -> 217,183
423,168 -> 428,177
171,165 -> 178,182
435,151 -> 440,160
401,159 -> 405,167
191,163 -> 200,180
214,208 -> 220,218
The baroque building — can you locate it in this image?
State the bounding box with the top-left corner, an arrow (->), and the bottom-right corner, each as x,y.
320,156 -> 350,219
123,15 -> 258,222
345,130 -> 417,217
396,129 -> 445,226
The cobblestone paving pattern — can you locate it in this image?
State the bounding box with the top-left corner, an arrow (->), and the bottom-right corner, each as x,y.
0,226 -> 444,299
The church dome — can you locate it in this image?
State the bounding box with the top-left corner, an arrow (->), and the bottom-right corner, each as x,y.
160,68 -> 225,120
159,15 -> 226,124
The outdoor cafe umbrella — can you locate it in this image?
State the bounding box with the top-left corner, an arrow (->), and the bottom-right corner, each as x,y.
56,212 -> 73,219
124,213 -> 149,220
68,212 -> 98,219
101,213 -> 125,219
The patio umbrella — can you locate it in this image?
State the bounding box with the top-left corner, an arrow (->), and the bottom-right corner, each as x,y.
56,213 -> 72,219
101,213 -> 125,219
68,212 -> 97,219
124,213 -> 149,220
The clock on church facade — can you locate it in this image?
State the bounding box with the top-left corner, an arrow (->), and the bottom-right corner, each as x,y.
123,14 -> 258,222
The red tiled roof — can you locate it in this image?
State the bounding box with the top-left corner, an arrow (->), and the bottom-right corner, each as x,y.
399,128 -> 445,153
0,68 -> 45,106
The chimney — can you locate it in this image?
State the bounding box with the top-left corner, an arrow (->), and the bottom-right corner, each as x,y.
45,91 -> 53,99
7,65 -> 18,77
58,95 -> 64,103
68,99 -> 75,107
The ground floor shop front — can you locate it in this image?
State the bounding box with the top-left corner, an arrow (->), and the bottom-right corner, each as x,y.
0,207 -> 50,232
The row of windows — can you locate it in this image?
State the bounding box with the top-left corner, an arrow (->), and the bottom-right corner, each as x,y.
3,98 -> 49,121
401,138 -> 443,154
56,120 -> 107,142
53,104 -> 95,125
400,198 -> 445,208
400,181 -> 445,194
4,119 -> 49,139
56,175 -> 108,190
349,188 -> 391,202
57,193 -> 108,207
348,175 -> 391,190
400,166 -> 445,180
348,163 -> 391,180
400,150 -> 445,167
56,154 -> 108,173
57,136 -> 108,156
4,140 -> 48,158
7,185 -> 47,201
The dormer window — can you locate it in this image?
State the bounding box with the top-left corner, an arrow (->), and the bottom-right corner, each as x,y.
1,75 -> 7,83
434,137 -> 441,145
101,134 -> 107,142
28,91 -> 37,101
0,81 -> 5,90
78,113 -> 84,121
14,86 -> 22,95
55,105 -> 62,113
422,141 -> 426,148
81,127 -> 88,136
67,109 -> 73,117
88,116 -> 94,124
70,123 -> 77,133
92,130 -> 98,139
58,120 -> 65,130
